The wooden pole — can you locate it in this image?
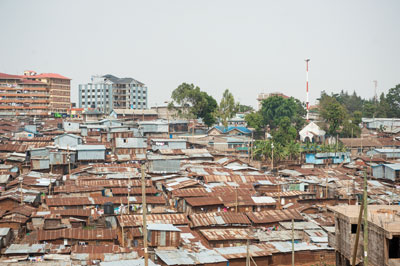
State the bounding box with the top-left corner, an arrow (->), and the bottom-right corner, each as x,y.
19,177 -> 23,205
363,171 -> 368,266
141,163 -> 148,266
291,218 -> 295,266
271,142 -> 274,171
351,197 -> 364,266
246,239 -> 250,266
325,175 -> 328,199
67,145 -> 71,175
278,182 -> 281,210
120,198 -> 124,247
235,185 -> 238,213
127,175 -> 131,215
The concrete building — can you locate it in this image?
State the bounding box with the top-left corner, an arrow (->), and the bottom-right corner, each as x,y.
78,74 -> 148,113
299,121 -> 326,143
0,71 -> 71,116
329,205 -> 400,266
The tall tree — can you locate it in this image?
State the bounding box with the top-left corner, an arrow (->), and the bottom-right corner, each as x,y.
245,112 -> 264,132
272,117 -> 297,145
237,104 -> 254,113
260,96 -> 305,131
386,84 -> 400,117
376,93 -> 390,117
217,89 -> 238,128
169,83 -> 217,127
319,94 -> 347,136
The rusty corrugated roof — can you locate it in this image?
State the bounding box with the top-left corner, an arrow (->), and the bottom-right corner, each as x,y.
117,213 -> 189,227
185,196 -> 224,207
37,228 -> 116,241
189,212 -> 251,228
199,228 -> 256,241
246,209 -> 304,224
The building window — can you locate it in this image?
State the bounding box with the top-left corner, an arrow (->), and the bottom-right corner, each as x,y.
389,236 -> 400,259
351,224 -> 358,234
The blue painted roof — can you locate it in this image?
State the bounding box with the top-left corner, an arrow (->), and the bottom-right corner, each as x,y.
213,126 -> 252,134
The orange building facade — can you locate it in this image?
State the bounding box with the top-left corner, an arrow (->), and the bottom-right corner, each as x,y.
0,71 -> 71,116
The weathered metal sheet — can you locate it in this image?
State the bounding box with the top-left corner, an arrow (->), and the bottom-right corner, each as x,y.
189,212 -> 251,228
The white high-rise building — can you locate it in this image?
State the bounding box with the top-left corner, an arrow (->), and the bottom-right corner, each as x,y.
78,74 -> 148,113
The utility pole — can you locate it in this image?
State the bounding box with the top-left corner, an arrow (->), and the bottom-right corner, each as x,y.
246,239 -> 250,266
305,59 -> 310,121
141,163 -> 149,266
291,219 -> 295,266
235,185 -> 238,213
351,127 -> 353,155
251,132 -> 254,162
278,182 -> 281,210
19,176 -> 23,206
120,198 -> 124,247
271,142 -> 274,171
67,145 -> 71,175
127,175 -> 131,215
363,170 -> 368,266
351,197 -> 365,266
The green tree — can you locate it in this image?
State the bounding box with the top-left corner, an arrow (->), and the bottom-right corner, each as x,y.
245,112 -> 264,132
252,140 -> 272,161
362,101 -> 376,117
319,94 -> 347,135
260,96 -> 305,130
198,93 -> 218,127
217,89 -> 238,128
385,85 -> 400,117
169,83 -> 217,127
237,104 -> 254,113
272,117 -> 297,146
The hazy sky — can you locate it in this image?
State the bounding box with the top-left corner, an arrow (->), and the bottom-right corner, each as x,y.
1,0 -> 399,108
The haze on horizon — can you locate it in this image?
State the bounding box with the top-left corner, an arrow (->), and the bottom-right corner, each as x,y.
0,0 -> 399,109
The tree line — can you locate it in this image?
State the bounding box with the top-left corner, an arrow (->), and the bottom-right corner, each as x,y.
168,82 -> 400,163
318,83 -> 400,137
168,83 -> 253,127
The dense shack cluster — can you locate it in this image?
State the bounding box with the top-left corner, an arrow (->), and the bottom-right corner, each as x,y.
0,116 -> 398,266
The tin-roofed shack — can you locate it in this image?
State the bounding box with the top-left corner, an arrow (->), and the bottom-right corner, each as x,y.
76,144 -> 106,161
37,228 -> 117,245
147,224 -> 181,247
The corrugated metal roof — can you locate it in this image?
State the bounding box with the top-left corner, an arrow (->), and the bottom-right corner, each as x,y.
100,259 -> 159,266
214,244 -> 275,259
0,227 -> 11,236
251,196 -> 276,204
246,209 -> 304,224
155,249 -> 195,265
147,224 -> 181,232
279,221 -> 321,230
76,144 -> 106,150
118,214 -> 189,227
256,230 -> 303,242
269,241 -> 333,252
5,244 -> 46,254
191,249 -> 227,264
199,228 -> 255,241
189,212 -> 251,228
37,228 -> 116,241
185,196 -> 223,207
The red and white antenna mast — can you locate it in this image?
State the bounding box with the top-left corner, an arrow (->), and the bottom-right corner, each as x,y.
305,59 -> 310,121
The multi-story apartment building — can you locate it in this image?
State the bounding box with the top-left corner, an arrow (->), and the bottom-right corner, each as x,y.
78,74 -> 148,113
0,71 -> 71,116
